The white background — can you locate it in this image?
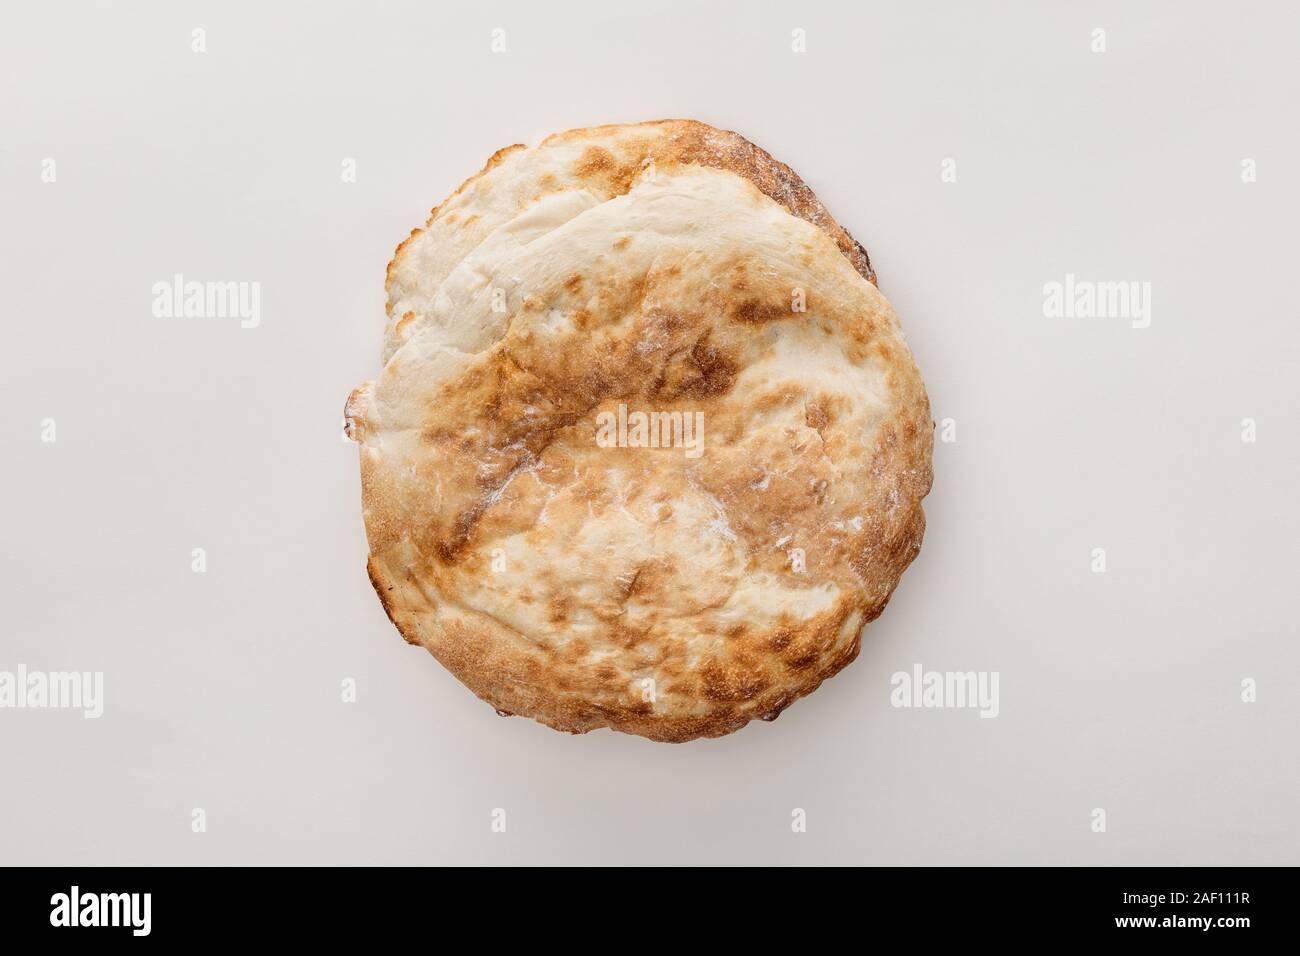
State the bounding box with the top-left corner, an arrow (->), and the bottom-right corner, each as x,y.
2,0 -> 1297,865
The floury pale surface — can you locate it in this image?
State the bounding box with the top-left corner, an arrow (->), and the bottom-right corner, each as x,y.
1,1 -> 1298,863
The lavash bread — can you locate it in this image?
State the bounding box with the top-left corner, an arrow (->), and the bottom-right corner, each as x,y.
347,119 -> 932,742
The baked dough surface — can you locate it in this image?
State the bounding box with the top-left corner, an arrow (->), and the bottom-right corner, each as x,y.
347,120 -> 932,742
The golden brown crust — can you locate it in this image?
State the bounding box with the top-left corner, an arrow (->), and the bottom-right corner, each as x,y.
383,120 -> 874,322
352,121 -> 931,743
538,119 -> 877,284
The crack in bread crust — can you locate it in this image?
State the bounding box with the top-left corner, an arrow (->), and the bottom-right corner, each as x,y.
350,121 -> 932,743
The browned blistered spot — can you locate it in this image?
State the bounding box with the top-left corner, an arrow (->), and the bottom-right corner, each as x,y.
700,656 -> 770,701
576,145 -> 614,173
613,235 -> 631,250
785,648 -> 819,672
604,272 -> 648,313
732,297 -> 788,324
768,630 -> 794,652
574,146 -> 638,195
689,337 -> 737,396
805,403 -> 830,433
752,384 -> 805,415
564,274 -> 584,294
548,593 -> 572,625
638,306 -> 689,341
649,328 -> 738,401
434,513 -> 475,563
419,424 -> 454,447
559,639 -> 590,664
622,557 -> 676,602
616,626 -> 650,651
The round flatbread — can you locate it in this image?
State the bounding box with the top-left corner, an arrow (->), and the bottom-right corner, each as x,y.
347,119 -> 932,742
